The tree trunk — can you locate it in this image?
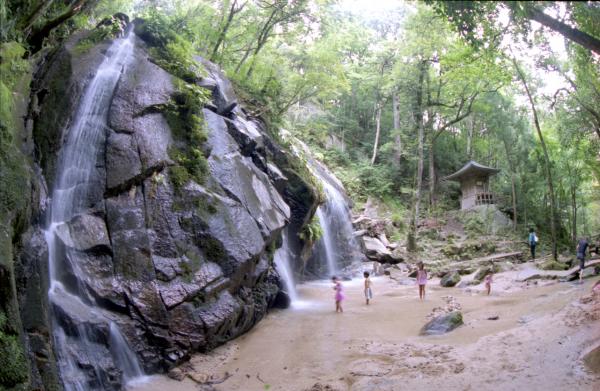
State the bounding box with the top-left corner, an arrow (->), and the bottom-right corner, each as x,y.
407,61 -> 427,252
502,136 -> 517,230
210,0 -> 245,62
22,0 -> 55,36
527,7 -> 600,55
370,104 -> 382,165
582,207 -> 587,236
428,135 -> 436,210
392,93 -> 402,165
234,47 -> 252,73
466,117 -> 474,159
571,185 -> 577,243
28,0 -> 95,53
512,58 -> 558,261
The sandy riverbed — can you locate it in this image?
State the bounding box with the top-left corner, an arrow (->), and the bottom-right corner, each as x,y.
129,270 -> 600,391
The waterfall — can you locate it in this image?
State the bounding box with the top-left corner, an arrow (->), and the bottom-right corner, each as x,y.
44,29 -> 144,389
313,174 -> 361,277
316,207 -> 337,276
273,230 -> 298,303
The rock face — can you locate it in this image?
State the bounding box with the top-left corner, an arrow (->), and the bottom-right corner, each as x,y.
440,271 -> 461,287
8,24 -> 322,390
361,236 -> 403,264
420,311 -> 464,335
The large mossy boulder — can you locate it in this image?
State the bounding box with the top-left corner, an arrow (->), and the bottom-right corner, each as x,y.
441,240 -> 496,261
15,19 -> 324,390
539,260 -> 570,271
420,311 -> 464,335
471,266 -> 497,285
440,271 -> 461,287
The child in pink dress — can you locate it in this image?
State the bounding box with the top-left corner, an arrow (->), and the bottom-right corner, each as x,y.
332,276 -> 344,313
416,262 -> 427,300
484,273 -> 493,295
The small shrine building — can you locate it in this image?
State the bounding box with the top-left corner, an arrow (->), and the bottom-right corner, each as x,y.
444,161 -> 500,210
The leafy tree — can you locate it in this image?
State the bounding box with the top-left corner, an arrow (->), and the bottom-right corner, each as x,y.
427,1 -> 600,54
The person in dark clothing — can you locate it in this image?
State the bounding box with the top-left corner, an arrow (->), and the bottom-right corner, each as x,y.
577,237 -> 589,283
528,228 -> 538,260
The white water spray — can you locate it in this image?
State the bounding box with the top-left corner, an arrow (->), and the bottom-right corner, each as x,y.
273,230 -> 299,303
314,175 -> 360,277
44,29 -> 145,389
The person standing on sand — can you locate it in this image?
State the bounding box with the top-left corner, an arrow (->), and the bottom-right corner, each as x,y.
332,276 -> 344,313
416,262 -> 428,300
484,273 -> 493,295
364,271 -> 373,305
528,228 -> 538,260
576,237 -> 589,282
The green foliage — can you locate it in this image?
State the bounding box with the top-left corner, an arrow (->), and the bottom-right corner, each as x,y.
135,10 -> 206,82
0,310 -> 28,387
167,165 -> 190,193
0,42 -> 30,222
463,213 -> 486,237
299,214 -> 323,244
198,236 -> 225,262
73,15 -> 126,54
163,80 -> 210,192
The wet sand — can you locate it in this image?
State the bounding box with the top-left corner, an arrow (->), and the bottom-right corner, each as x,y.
130,271 -> 600,391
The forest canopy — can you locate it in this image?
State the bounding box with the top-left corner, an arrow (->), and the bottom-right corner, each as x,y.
1,0 -> 599,258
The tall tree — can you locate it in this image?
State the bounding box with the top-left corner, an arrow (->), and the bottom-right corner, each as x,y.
512,57 -> 558,261
407,59 -> 427,252
428,1 -> 600,55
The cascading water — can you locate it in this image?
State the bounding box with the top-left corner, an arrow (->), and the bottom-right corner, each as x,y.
273,230 -> 299,303
316,207 -> 337,276
44,29 -> 144,389
314,176 -> 361,277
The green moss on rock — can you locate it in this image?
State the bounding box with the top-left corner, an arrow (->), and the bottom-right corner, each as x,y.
539,260 -> 570,271
0,312 -> 29,388
165,81 -> 210,193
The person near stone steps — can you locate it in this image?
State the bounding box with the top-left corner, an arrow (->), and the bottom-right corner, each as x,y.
577,237 -> 589,282
528,228 -> 538,260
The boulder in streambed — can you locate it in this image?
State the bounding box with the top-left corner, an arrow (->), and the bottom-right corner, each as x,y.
440,271 -> 461,287
539,260 -> 569,271
362,236 -> 403,264
471,265 -> 499,284
420,311 -> 464,335
583,344 -> 600,374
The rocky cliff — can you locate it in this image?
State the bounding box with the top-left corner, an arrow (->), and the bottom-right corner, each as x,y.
2,20 -> 321,390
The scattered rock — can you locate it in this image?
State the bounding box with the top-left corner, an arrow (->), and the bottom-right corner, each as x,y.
304,383 -> 340,391
420,311 -> 464,335
167,367 -> 186,381
440,271 -> 461,287
426,296 -> 462,321
362,236 -> 402,264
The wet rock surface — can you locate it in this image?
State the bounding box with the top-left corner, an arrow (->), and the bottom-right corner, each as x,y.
440,271 -> 461,287
13,27 -> 323,390
420,311 -> 464,335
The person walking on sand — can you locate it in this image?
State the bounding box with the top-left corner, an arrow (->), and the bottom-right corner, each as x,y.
332,276 -> 344,313
364,271 -> 373,305
416,262 -> 428,300
528,228 -> 538,260
576,236 -> 589,282
484,272 -> 493,295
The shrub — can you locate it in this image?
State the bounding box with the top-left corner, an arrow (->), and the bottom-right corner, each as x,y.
299,214 -> 323,244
